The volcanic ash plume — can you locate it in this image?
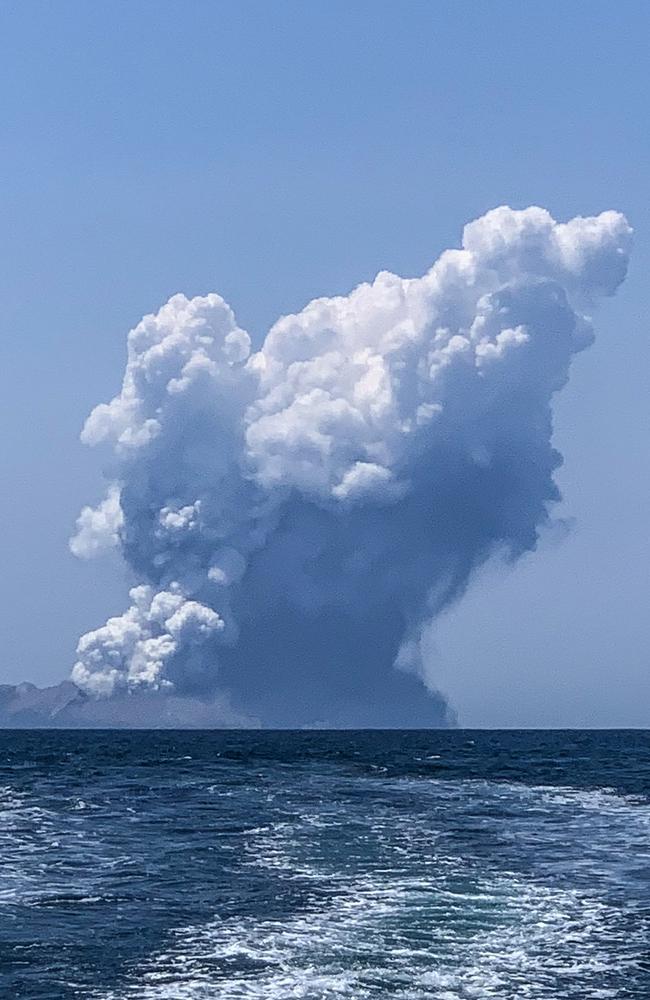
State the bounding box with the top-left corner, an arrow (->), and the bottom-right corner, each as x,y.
70,206 -> 631,726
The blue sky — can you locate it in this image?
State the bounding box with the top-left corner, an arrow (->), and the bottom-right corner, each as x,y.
1,1 -> 648,725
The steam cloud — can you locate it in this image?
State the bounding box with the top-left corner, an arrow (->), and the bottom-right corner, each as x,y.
70,206 -> 631,726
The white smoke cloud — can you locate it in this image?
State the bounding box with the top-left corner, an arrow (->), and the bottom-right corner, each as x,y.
71,584 -> 223,696
70,206 -> 631,724
70,484 -> 124,558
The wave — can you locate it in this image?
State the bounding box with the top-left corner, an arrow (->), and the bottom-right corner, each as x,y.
93,776 -> 648,999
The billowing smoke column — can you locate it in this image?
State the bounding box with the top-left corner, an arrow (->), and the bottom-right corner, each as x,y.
70,206 -> 631,726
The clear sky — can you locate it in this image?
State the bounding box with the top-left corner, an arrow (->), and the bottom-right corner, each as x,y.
1,1 -> 648,726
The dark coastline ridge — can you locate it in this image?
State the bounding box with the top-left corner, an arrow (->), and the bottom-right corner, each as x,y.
0,679 -> 457,730
0,681 -> 257,730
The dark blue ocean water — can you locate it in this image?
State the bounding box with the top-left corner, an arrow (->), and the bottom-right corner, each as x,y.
1,730 -> 648,999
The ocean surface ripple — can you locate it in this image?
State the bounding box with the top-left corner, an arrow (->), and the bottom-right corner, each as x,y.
1,729 -> 648,999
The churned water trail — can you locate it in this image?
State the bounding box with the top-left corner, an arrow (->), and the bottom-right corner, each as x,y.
0,730 -> 648,998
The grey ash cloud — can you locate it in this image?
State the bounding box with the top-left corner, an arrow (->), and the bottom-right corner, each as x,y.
62,206 -> 631,727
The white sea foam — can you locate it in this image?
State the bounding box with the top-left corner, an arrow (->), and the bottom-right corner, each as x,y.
0,786 -> 59,904
95,777 -> 647,999
100,872 -> 635,999
0,783 -> 126,908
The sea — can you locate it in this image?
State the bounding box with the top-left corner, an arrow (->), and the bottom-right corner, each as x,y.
0,729 -> 648,999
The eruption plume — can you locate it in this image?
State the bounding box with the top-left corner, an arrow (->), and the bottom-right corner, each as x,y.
70,206 -> 631,726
